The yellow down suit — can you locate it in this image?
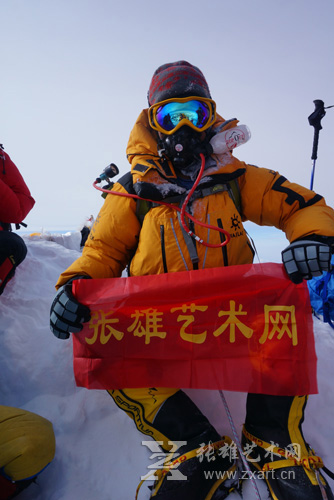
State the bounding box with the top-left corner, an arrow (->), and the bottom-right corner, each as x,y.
56,110 -> 334,451
0,405 -> 55,482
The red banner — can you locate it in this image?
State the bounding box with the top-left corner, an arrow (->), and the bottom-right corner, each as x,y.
72,263 -> 317,395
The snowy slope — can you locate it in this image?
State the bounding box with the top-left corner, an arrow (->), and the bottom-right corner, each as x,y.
1,235 -> 334,500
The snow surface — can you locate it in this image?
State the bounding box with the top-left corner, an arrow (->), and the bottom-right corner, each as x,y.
1,233 -> 334,500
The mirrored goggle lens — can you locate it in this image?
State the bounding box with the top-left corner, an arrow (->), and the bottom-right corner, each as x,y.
155,100 -> 211,132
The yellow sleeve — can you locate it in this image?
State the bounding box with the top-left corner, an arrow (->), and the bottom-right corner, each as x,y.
239,163 -> 334,241
56,181 -> 141,288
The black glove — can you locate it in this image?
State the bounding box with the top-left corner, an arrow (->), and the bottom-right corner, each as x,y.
50,279 -> 91,339
282,240 -> 332,284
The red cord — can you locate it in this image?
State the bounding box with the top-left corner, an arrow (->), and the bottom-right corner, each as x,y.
93,153 -> 230,248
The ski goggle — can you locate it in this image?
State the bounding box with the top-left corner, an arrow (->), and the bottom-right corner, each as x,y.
148,96 -> 216,135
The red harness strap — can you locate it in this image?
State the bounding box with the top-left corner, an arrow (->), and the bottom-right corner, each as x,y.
0,257 -> 14,285
0,474 -> 18,500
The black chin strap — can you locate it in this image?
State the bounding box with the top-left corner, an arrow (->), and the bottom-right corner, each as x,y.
193,135 -> 213,158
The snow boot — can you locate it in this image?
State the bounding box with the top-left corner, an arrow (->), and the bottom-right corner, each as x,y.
142,436 -> 239,500
113,389 -> 240,499
242,394 -> 334,500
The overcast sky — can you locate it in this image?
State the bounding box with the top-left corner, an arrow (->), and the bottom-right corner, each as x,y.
2,0 -> 334,239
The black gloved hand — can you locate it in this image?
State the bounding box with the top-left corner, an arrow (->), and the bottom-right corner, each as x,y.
50,280 -> 91,339
282,240 -> 332,284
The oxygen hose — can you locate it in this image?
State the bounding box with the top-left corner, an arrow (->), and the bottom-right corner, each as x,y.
93,153 -> 231,248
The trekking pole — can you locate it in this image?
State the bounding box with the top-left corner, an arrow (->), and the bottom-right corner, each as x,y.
218,391 -> 262,500
308,100 -> 334,191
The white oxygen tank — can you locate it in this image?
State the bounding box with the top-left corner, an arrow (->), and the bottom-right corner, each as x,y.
210,124 -> 251,154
